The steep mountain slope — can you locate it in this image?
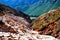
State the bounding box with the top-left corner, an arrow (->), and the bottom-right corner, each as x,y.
0,12 -> 58,40
32,8 -> 60,38
0,4 -> 59,40
0,9 -> 59,40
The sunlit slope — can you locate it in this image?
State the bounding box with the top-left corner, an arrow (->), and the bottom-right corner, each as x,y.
32,8 -> 60,38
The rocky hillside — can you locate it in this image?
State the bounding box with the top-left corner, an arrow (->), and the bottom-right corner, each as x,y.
0,10 -> 59,40
32,8 -> 60,38
0,4 -> 59,40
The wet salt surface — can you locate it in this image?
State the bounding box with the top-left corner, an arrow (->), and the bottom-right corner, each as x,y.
0,14 -> 59,40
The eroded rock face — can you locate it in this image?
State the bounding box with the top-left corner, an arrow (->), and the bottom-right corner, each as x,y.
32,8 -> 60,38
0,13 -> 31,32
0,13 -> 59,40
0,6 -> 60,40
